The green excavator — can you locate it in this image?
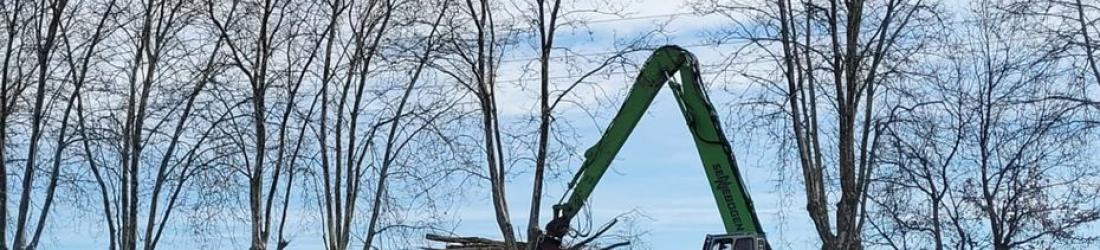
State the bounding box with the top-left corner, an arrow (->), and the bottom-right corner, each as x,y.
537,46 -> 769,250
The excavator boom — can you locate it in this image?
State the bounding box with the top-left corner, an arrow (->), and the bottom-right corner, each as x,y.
540,46 -> 767,249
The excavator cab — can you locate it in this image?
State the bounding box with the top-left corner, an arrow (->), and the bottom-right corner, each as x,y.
702,234 -> 769,250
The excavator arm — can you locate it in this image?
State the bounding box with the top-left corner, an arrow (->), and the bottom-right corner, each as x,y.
539,46 -> 766,250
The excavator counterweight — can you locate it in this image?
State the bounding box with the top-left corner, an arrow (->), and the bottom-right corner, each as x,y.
537,46 -> 768,250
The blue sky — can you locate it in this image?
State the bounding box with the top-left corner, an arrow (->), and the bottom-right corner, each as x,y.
40,0 -> 818,249
447,88 -> 818,249
45,0 -> 1062,249
443,0 -> 821,245
452,1 -> 820,248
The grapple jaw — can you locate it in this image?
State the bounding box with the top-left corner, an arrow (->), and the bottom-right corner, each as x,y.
535,209 -> 571,250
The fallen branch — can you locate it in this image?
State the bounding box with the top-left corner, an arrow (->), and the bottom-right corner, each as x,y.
424,234 -> 527,250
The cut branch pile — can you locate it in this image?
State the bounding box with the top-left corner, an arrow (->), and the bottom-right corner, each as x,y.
423,234 -> 527,250
424,218 -> 629,250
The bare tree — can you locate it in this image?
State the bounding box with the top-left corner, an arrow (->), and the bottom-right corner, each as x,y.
52,0 -> 119,249
520,0 -> 646,247
1,0 -> 639,249
206,0 -> 297,248
1071,0 -> 1100,84
63,1 -> 238,250
0,0 -> 35,246
13,1 -> 1100,250
1000,0 -> 1100,87
693,0 -> 940,248
13,0 -> 68,249
113,1 -> 199,249
264,2 -> 329,249
358,1 -> 455,249
869,2 -> 1100,249
526,1 -> 563,247
426,0 -> 655,248
438,0 -> 519,246
310,0 -> 393,249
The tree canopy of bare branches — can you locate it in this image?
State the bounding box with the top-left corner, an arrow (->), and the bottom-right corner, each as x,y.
1,0 -> 1099,249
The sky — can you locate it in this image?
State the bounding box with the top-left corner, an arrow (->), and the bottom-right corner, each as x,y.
445,0 -> 821,249
40,0 -> 1056,249
467,0 -> 973,248
41,0 -> 813,249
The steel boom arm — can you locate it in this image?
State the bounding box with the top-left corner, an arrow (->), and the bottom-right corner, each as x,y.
543,46 -> 764,246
